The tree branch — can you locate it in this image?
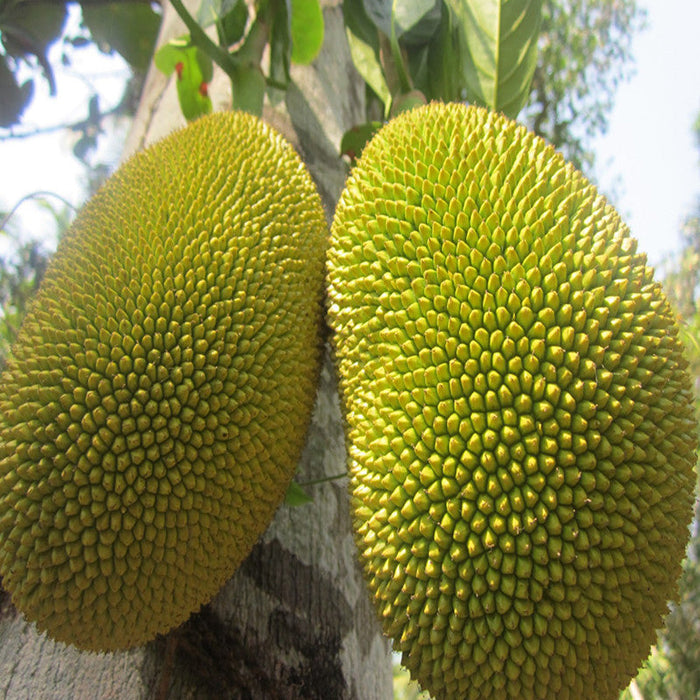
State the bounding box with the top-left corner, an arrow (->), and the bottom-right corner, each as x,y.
169,0 -> 241,77
0,100 -> 124,141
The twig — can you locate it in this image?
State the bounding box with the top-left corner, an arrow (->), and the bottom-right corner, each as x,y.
0,101 -> 124,141
296,472 -> 348,488
1,192 -> 77,233
169,0 -> 241,77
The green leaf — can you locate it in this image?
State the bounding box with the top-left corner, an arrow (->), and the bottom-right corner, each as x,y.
343,0 -> 391,112
340,120 -> 383,161
268,4 -> 291,90
361,0 -> 438,39
196,0 -> 248,47
361,0 -> 391,36
196,0 -> 238,26
396,0 -> 442,45
290,0 -> 324,64
0,2 -> 67,95
81,2 -> 160,72
0,2 -> 67,58
285,480 -> 313,507
388,2 -> 411,93
154,36 -> 188,75
392,0 -> 440,39
0,57 -> 33,127
218,1 -> 248,47
155,38 -> 213,120
442,0 -> 543,117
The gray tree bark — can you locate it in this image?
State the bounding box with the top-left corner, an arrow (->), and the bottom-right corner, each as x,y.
0,2 -> 393,697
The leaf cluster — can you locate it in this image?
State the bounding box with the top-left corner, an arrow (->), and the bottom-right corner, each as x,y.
0,237 -> 49,370
0,0 -> 67,127
0,0 -> 160,129
160,0 -> 546,160
344,0 -> 542,121
648,111 -> 700,700
156,0 -> 324,119
340,0 -> 544,158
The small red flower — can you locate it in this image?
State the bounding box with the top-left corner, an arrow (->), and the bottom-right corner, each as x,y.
175,62 -> 184,80
199,82 -> 209,97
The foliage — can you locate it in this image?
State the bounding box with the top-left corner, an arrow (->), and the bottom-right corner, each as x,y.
164,0 -> 544,150
0,0 -> 160,130
644,111 -> 700,700
343,0 -> 542,120
520,0 -> 647,172
156,0 -> 644,173
157,0 -> 324,119
393,653 -> 430,700
0,0 -> 67,127
340,0 -> 543,153
662,504 -> 700,700
619,648 -> 675,700
0,236 -> 49,370
0,194 -> 71,369
155,33 -> 215,120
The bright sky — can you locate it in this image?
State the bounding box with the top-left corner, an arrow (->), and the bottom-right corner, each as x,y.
2,1 -> 700,269
592,0 -> 700,267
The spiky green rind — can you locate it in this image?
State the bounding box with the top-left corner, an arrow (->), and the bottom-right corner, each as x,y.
0,111 -> 327,651
327,103 -> 697,700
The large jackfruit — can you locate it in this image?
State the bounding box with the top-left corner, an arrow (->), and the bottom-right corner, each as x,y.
0,111 -> 328,651
327,102 -> 698,699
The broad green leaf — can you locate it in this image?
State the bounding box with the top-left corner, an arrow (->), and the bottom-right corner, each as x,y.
290,0 -> 324,64
196,0 -> 248,47
269,5 -> 291,89
154,36 -> 189,75
155,39 -> 212,120
0,2 -> 66,95
398,0 -> 442,46
343,0 -> 391,112
196,0 -> 241,26
406,41 -> 430,92
0,57 -> 33,127
81,2 -> 160,72
340,120 -> 383,161
387,1 -> 424,94
0,2 -> 67,58
392,0 -> 440,39
285,480 -> 313,507
442,0 -> 543,117
155,38 -> 214,83
360,0 -> 391,36
217,1 -> 248,47
361,0 -> 438,39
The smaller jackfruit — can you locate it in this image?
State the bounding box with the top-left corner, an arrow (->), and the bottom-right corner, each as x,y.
0,111 -> 328,651
327,102 -> 697,700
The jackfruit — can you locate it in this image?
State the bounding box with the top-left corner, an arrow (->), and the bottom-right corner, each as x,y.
327,102 -> 697,699
0,111 -> 328,651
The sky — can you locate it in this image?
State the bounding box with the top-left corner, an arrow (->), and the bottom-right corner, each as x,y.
1,0 -> 700,269
591,0 -> 700,267
0,5 -> 130,251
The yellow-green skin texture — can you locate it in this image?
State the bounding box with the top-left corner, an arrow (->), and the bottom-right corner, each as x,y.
0,111 -> 328,651
327,103 -> 698,699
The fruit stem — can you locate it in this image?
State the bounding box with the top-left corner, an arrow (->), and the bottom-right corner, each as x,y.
296,472 -> 348,487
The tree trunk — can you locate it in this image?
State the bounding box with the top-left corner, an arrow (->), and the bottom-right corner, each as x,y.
0,2 -> 393,698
